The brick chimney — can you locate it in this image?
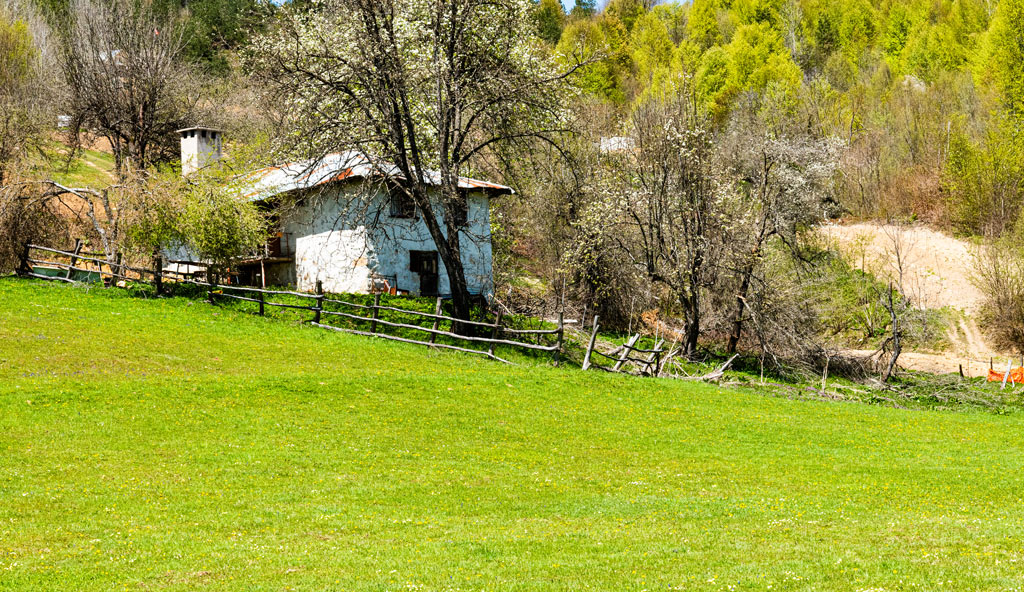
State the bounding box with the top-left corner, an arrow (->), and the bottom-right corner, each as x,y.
177,127 -> 222,176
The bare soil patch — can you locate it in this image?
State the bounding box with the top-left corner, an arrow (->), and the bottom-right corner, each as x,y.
821,222 -> 1014,376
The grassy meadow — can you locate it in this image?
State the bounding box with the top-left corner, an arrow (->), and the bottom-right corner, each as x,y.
2,278 -> 1024,591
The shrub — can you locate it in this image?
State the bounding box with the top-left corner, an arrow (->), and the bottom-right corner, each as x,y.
974,229 -> 1024,352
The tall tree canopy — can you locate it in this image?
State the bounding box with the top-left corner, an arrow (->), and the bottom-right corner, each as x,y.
248,0 -> 579,323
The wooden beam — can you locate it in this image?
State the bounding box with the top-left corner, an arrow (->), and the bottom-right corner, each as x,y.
311,322 -> 513,364
613,334 -> 640,372
65,239 -> 82,281
582,315 -> 600,371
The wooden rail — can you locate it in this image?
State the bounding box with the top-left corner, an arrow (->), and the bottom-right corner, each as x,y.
581,315 -> 665,376
18,242 -> 567,365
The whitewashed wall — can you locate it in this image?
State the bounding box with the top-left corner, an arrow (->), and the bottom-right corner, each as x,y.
279,184 -> 494,296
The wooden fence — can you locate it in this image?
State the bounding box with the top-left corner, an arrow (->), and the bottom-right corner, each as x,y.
17,243 -> 565,365
580,315 -> 669,377
19,242 -> 186,288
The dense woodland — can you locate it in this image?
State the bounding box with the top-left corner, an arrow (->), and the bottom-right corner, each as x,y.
3,0 -> 1024,375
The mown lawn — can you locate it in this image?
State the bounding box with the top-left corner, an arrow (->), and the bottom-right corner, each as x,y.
1,278 -> 1023,591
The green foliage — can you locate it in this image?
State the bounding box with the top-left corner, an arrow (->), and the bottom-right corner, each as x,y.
569,0 -> 596,19
724,22 -> 802,98
974,217 -> 1024,351
630,11 -> 673,80
556,18 -> 629,103
732,0 -> 781,28
121,149 -> 270,270
990,0 -> 1024,115
533,0 -> 565,45
162,0 -> 270,73
649,3 -> 688,45
695,45 -> 731,113
0,3 -> 49,180
0,15 -> 35,87
549,0 -> 1019,232
814,253 -> 903,345
943,117 -> 1024,236
881,3 -> 913,60
176,183 -> 266,271
687,0 -> 723,50
813,8 -> 840,56
603,0 -> 644,31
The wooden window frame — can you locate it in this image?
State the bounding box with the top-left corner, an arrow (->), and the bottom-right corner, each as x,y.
389,184 -> 416,219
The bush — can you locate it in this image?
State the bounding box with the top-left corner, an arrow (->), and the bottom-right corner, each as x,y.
975,232 -> 1024,352
0,179 -> 72,273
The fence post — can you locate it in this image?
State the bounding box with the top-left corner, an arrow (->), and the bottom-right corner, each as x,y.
114,253 -> 123,282
582,315 -> 599,371
487,309 -> 504,358
554,309 -> 564,367
208,272 -> 216,304
153,255 -> 163,295
314,280 -> 324,324
18,243 -> 30,275
65,239 -> 83,280
258,290 -> 265,316
613,334 -> 639,372
429,296 -> 442,346
370,292 -> 381,334
642,339 -> 664,377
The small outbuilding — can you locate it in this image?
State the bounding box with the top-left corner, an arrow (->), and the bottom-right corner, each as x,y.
173,130 -> 511,297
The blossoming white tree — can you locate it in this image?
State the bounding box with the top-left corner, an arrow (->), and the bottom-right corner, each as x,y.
248,0 -> 580,326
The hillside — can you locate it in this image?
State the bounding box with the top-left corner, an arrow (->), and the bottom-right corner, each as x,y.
2,278 -> 1024,590
821,222 -> 1010,377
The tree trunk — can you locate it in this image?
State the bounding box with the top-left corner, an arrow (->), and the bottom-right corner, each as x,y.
727,262 -> 755,354
681,292 -> 700,358
442,242 -> 474,333
882,284 -> 902,382
409,184 -> 475,333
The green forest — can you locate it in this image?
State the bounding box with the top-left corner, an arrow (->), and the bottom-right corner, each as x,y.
540,0 -> 1024,231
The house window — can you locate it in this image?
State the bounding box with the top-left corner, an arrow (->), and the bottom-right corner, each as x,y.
389,185 -> 416,218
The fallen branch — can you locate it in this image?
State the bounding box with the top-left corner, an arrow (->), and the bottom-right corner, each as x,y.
675,354 -> 739,382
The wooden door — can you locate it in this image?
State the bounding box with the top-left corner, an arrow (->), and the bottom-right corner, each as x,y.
410,250 -> 439,296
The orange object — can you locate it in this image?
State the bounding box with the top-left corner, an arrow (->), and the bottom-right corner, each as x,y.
987,367 -> 1024,383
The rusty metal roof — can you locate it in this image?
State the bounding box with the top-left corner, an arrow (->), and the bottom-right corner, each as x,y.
241,151 -> 513,202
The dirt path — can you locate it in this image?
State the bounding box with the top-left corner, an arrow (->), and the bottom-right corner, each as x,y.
820,222 -> 985,312
821,222 -> 1013,377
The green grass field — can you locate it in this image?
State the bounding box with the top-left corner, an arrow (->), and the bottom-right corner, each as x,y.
2,278 -> 1024,591
32,143 -> 118,188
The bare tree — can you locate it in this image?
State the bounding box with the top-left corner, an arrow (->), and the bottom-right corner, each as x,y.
974,237 -> 1024,353
59,0 -> 198,178
0,178 -> 77,272
248,0 -> 580,326
0,0 -> 56,185
596,92 -> 722,358
870,224 -> 933,382
718,112 -> 842,354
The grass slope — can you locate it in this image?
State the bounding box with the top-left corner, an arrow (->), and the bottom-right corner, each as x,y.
1,278 -> 1023,591
33,144 -> 118,188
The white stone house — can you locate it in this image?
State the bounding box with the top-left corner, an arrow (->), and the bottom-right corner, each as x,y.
173,127 -> 511,297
